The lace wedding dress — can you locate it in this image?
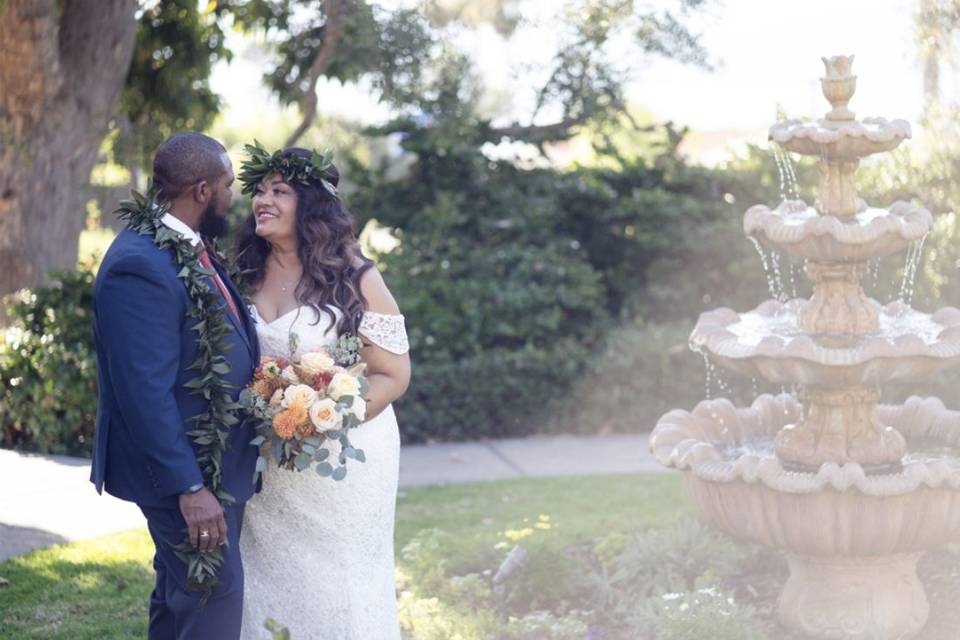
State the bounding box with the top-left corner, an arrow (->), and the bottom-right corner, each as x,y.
240,305 -> 407,640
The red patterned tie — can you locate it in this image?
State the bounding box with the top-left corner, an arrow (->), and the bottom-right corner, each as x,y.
197,247 -> 242,323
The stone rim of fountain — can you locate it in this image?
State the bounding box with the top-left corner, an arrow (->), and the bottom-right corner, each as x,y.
769,116 -> 911,148
650,394 -> 960,497
693,299 -> 960,369
743,200 -> 931,263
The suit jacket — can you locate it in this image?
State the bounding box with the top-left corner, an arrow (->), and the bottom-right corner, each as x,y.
90,227 -> 260,509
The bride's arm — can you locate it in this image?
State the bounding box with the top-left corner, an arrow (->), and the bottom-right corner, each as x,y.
357,267 -> 411,421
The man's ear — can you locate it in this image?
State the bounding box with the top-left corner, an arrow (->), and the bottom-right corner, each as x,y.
193,180 -> 211,204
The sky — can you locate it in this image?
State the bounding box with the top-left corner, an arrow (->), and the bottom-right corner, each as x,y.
209,0 -> 960,163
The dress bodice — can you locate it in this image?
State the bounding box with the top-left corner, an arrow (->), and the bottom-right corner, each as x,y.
250,304 -> 410,360
249,304 -> 341,360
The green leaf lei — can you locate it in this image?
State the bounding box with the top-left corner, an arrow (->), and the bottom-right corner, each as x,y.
237,139 -> 338,199
115,189 -> 246,605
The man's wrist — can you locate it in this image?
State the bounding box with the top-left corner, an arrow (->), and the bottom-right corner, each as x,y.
181,482 -> 205,496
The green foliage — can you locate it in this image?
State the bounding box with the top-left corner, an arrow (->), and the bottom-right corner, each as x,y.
628,586 -> 768,640
581,518 -> 755,617
395,506 -> 768,640
238,141 -> 337,197
0,270 -> 97,456
116,0 -> 230,168
503,610 -> 589,640
354,133 -> 783,439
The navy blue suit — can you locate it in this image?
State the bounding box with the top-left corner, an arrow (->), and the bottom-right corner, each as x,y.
91,227 -> 259,639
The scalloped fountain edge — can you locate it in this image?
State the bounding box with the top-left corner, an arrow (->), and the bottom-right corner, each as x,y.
650,393 -> 960,496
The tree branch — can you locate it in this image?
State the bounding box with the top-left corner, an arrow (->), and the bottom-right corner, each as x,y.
485,118 -> 585,142
285,0 -> 345,148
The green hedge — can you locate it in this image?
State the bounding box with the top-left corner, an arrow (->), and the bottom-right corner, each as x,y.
0,270 -> 98,455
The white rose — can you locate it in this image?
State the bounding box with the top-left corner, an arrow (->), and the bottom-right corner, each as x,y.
283,384 -> 318,409
280,366 -> 301,385
309,398 -> 341,432
328,371 -> 361,400
300,351 -> 336,375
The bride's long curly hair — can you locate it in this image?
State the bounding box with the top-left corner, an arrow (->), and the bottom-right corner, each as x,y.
234,148 -> 374,335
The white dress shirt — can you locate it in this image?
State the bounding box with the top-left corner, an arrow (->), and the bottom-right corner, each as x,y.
160,213 -> 202,246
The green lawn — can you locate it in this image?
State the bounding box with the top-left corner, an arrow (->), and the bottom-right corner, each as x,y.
0,474 -> 688,639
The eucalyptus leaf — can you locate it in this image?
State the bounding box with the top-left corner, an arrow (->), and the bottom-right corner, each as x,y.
332,466 -> 348,481
316,462 -> 334,477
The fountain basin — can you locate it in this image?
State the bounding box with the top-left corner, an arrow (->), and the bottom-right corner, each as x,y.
692,299 -> 960,386
744,200 -> 931,263
652,394 -> 960,548
651,394 -> 960,640
770,117 -> 910,160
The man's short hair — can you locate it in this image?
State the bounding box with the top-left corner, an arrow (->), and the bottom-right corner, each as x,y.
152,132 -> 227,202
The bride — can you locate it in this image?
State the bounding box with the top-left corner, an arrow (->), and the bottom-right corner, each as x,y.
233,146 -> 411,639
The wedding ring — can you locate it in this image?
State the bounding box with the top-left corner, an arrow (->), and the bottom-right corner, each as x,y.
199,530 -> 210,538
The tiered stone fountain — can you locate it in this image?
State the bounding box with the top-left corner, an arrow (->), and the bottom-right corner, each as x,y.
650,55 -> 960,640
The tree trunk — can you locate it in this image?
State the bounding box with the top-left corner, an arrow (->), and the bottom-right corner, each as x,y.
0,0 -> 136,319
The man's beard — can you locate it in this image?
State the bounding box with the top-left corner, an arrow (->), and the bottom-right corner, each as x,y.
198,200 -> 229,239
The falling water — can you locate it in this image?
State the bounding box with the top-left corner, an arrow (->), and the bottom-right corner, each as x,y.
692,344 -> 734,401
869,258 -> 881,293
749,237 -> 786,301
786,257 -> 800,300
771,142 -> 801,202
898,235 -> 928,307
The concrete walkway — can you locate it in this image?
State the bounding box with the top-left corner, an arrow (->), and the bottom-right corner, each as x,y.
0,433 -> 668,562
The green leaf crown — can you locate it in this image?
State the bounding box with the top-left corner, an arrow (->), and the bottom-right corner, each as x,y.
238,140 -> 338,198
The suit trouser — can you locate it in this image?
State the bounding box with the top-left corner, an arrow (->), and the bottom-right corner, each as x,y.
139,502 -> 247,640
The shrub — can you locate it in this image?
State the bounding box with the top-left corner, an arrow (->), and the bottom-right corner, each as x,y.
0,270 -> 98,455
627,586 -> 769,640
582,518 -> 754,618
352,139 -> 784,441
503,610 -> 589,640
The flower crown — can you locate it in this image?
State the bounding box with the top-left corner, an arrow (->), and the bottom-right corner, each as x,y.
238,140 -> 338,198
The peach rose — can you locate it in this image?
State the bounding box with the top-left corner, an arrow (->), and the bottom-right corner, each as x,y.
309,398 -> 341,433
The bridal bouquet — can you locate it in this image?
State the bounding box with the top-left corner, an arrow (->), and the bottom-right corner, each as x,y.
241,334 -> 368,482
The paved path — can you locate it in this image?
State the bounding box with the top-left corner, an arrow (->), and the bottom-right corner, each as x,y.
0,433 -> 668,562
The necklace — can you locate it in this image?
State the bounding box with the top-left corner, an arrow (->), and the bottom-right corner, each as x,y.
270,251 -> 301,293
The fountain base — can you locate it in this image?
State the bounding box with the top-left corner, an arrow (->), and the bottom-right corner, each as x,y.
778,553 -> 928,640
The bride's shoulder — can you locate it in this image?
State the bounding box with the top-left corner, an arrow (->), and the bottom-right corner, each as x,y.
357,263 -> 401,316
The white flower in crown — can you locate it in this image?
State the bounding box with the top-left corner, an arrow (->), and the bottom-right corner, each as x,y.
328,371 -> 361,400
309,398 -> 341,432
283,384 -> 317,409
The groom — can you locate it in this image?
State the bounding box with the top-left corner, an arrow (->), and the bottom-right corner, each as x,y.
91,132 -> 259,639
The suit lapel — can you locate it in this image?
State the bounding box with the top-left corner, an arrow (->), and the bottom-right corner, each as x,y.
209,262 -> 255,358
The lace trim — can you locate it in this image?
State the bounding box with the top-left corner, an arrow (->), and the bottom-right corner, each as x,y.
359,312 -> 409,354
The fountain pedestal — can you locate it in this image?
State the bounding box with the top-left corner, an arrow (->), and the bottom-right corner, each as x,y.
799,261 -> 877,335
775,386 -> 905,467
778,553 -> 928,640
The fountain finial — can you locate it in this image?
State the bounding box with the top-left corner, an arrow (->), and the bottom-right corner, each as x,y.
821,54 -> 857,121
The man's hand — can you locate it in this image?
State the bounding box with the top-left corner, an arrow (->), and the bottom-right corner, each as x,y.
179,488 -> 226,552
